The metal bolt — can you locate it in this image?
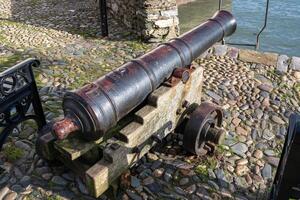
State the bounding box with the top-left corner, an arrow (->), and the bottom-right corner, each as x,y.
182,100 -> 190,108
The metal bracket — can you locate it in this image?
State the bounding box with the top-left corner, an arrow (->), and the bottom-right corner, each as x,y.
99,0 -> 108,37
222,0 -> 270,50
0,58 -> 46,149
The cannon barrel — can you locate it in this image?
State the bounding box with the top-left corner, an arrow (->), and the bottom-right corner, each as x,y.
53,10 -> 237,140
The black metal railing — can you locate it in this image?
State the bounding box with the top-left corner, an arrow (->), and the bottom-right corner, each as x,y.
0,58 -> 46,149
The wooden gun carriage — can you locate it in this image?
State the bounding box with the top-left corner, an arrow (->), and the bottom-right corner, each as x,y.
0,10 -> 237,198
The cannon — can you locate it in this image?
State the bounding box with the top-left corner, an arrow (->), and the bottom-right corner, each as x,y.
52,10 -> 237,141
32,10 -> 237,197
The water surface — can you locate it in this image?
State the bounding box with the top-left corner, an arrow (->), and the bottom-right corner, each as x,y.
179,0 -> 300,56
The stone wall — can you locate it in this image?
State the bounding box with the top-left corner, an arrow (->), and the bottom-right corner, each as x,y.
106,0 -> 179,42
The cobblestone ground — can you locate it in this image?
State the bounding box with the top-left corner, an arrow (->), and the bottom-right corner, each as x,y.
1,0 -> 300,200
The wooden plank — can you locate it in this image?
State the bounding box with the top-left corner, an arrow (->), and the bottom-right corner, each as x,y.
120,65 -> 203,148
86,140 -> 153,197
54,137 -> 103,161
84,64 -> 204,197
54,115 -> 133,161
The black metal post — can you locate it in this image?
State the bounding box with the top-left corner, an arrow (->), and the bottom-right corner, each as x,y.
99,0 -> 108,37
0,59 -> 46,149
270,113 -> 300,199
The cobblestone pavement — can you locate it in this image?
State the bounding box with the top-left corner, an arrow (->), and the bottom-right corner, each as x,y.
1,0 -> 300,200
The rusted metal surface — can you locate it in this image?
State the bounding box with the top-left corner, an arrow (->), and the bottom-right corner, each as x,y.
53,118 -> 80,140
53,10 -> 237,141
183,102 -> 224,155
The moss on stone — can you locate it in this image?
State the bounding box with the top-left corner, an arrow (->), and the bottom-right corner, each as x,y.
195,164 -> 208,177
3,145 -> 24,161
46,196 -> 62,200
0,54 -> 23,71
29,0 -> 41,6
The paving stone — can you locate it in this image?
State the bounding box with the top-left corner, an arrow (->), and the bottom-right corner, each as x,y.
266,156 -> 280,167
0,186 -> 10,200
51,176 -> 68,186
3,192 -> 17,200
179,177 -> 189,185
236,127 -> 248,136
258,84 -> 273,93
276,55 -> 289,74
131,176 -> 140,188
290,56 -> 300,71
227,47 -> 239,59
19,176 -> 31,187
231,143 -> 248,157
214,45 -> 227,56
185,184 -> 196,194
206,90 -> 222,102
239,49 -> 278,66
262,163 -> 272,180
271,115 -> 285,125
253,150 -> 263,159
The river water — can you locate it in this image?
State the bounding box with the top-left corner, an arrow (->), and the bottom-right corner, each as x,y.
178,0 -> 300,56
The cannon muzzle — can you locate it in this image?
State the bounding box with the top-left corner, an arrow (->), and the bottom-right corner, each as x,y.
53,10 -> 237,140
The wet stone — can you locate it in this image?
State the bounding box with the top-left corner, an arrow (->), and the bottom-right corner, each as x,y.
76,177 -> 89,195
174,186 -> 187,195
236,126 -> 248,136
14,141 -> 31,151
19,176 -> 31,187
143,177 -> 154,185
258,84 -> 273,93
236,159 -> 248,165
231,143 -> 248,157
0,174 -> 10,185
146,182 -> 161,193
291,56 -> 300,71
196,187 -> 211,199
264,150 -> 276,157
254,109 -> 264,119
235,165 -> 249,176
126,190 -> 142,200
131,176 -> 140,188
266,157 -> 280,167
151,160 -> 161,170
214,45 -> 227,56
153,168 -> 164,177
185,184 -> 196,194
0,186 -> 10,200
262,163 -> 272,180
163,169 -> 173,182
51,176 -> 68,186
276,54 -> 289,74
3,191 -> 17,200
179,177 -> 189,185
139,169 -> 152,179
206,90 -> 221,102
271,115 -> 285,125
207,180 -> 219,191
10,184 -> 23,193
234,177 -> 248,188
262,129 -> 275,141
42,173 -> 53,180
253,150 -> 263,159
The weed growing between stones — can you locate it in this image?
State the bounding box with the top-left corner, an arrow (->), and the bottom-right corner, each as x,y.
3,144 -> 24,162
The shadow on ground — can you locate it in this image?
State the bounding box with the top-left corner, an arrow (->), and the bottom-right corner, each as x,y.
4,0 -> 136,40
